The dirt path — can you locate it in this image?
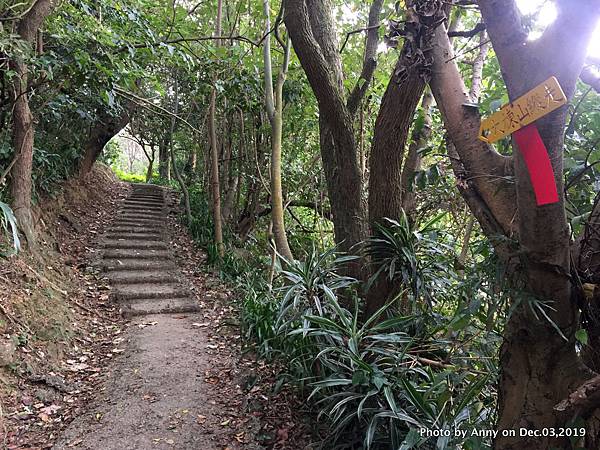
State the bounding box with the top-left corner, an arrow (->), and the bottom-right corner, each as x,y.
51,184 -> 259,450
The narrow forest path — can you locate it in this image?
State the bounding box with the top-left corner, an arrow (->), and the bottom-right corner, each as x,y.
49,184 -> 263,450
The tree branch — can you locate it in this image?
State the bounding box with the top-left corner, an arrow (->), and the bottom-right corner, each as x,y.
580,65 -> 600,94
17,0 -> 57,43
283,0 -> 352,136
339,23 -> 380,54
447,22 -> 486,38
477,0 -> 528,98
555,374 -> 600,418
429,22 -> 517,236
347,0 -> 384,116
118,34 -> 260,52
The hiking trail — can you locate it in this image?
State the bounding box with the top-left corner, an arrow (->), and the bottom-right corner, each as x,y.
51,184 -> 256,450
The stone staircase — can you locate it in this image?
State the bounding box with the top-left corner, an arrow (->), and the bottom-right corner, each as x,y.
100,183 -> 200,317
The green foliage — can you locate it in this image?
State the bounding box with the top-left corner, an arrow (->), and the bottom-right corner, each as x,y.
112,168 -> 146,183
237,244 -> 497,449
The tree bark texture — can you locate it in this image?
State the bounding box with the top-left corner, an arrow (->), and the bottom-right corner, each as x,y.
9,0 -> 57,247
208,0 -> 225,258
428,2 -> 600,448
284,0 -> 382,275
79,109 -> 129,175
263,0 -> 294,261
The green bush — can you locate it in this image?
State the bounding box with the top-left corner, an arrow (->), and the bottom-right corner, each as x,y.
234,232 -> 498,449
112,168 -> 146,183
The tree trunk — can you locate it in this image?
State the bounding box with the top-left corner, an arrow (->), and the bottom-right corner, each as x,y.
365,3 -> 438,317
368,42 -> 427,228
209,0 -> 225,258
145,158 -> 154,183
80,109 -> 129,175
10,59 -> 36,246
428,2 -> 600,447
159,137 -> 171,180
263,0 -> 294,261
169,78 -> 192,224
283,0 -> 382,276
401,91 -> 433,217
8,0 -> 57,247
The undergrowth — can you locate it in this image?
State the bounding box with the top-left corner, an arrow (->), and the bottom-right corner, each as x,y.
178,187 -> 506,449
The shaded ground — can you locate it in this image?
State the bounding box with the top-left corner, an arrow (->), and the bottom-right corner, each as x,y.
52,184 -> 254,449
3,175 -> 311,449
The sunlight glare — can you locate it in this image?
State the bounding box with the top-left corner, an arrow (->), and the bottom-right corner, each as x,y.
516,0 -> 600,57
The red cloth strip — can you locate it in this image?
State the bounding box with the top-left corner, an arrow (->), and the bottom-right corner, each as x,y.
513,124 -> 559,206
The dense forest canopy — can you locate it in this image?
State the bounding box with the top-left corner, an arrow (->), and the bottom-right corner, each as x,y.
3,0 -> 600,448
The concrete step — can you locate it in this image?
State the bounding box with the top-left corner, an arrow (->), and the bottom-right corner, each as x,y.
112,220 -> 163,228
114,214 -> 163,221
120,205 -> 163,212
117,212 -> 164,220
102,259 -> 177,272
106,230 -> 163,237
127,194 -> 165,201
120,298 -> 201,318
111,283 -> 188,301
123,198 -> 164,204
107,270 -> 178,285
103,249 -> 171,259
115,215 -> 163,222
104,232 -> 163,240
103,240 -> 167,250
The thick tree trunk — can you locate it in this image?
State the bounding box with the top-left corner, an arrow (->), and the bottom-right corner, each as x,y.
10,59 -> 36,246
365,2 -> 439,317
319,122 -> 366,262
429,2 -> 600,448
9,0 -> 57,247
80,110 -> 129,175
283,0 -> 382,276
368,40 -> 427,227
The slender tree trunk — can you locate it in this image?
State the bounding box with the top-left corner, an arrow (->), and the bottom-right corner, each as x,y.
169,78 -> 192,224
221,118 -> 238,222
209,0 -> 225,257
401,91 -> 433,217
263,0 -> 293,261
145,158 -> 154,183
159,137 -> 171,181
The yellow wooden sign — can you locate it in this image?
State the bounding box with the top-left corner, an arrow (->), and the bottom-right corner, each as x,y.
478,76 -> 567,143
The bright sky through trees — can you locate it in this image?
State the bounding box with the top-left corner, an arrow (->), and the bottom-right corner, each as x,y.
516,0 -> 600,57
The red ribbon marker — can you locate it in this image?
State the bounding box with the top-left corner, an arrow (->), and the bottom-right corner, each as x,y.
478,77 -> 566,207
513,124 -> 559,206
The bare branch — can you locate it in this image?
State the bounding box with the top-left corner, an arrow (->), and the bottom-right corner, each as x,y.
339,23 -> 381,54
447,22 -> 486,38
